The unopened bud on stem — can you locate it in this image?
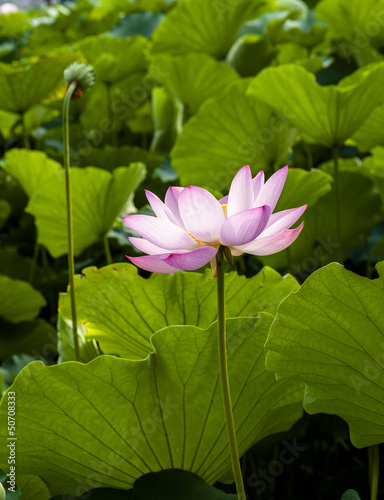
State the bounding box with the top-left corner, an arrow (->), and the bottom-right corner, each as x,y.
64,62 -> 95,100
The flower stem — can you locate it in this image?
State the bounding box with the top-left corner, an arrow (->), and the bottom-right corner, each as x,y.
22,113 -> 30,150
368,444 -> 380,500
216,246 -> 246,500
63,81 -> 80,362
104,235 -> 112,265
333,147 -> 341,261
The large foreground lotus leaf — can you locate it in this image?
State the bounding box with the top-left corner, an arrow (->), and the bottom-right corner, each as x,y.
0,316 -> 304,496
0,275 -> 45,324
0,54 -> 77,114
26,163 -> 146,258
149,53 -> 239,116
265,262 -> 384,448
75,36 -> 149,84
151,0 -> 268,58
171,79 -> 298,191
51,470 -> 237,499
248,63 -> 384,147
59,264 -> 299,359
1,149 -> 62,198
13,474 -> 50,500
57,316 -> 99,363
260,171 -> 381,271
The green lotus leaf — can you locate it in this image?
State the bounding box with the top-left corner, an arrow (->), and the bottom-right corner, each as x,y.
49,470 -> 237,499
151,0 -> 268,58
25,161 -> 146,258
0,318 -> 56,362
319,151 -> 384,207
0,468 -> 21,499
0,275 -> 45,324
75,36 -> 149,84
2,150 -> 146,256
171,79 -> 298,191
275,167 -> 333,211
340,491 -> 362,500
150,86 -> 178,154
316,0 -> 384,49
59,264 -> 299,359
150,53 -> 239,116
74,145 -> 160,171
260,171 -> 381,272
0,316 -> 303,496
57,316 -> 99,363
351,103 -> 384,152
0,11 -> 30,37
281,10 -> 327,48
107,11 -> 165,39
0,54 -> 77,114
0,109 -> 18,140
265,261 -> 384,448
225,34 -> 277,77
14,475 -> 50,500
248,63 -> 384,147
2,149 -> 62,198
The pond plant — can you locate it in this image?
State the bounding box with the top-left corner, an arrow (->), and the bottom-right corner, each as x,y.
0,0 -> 383,499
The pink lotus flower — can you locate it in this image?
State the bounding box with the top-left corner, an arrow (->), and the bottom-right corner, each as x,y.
123,165 -> 306,274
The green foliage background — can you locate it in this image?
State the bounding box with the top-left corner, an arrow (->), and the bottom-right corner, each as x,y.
0,0 -> 384,498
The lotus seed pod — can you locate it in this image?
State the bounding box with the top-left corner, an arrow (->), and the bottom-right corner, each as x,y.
0,483 -> 5,500
64,62 -> 95,93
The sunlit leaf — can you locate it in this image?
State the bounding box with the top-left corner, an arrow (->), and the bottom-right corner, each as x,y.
171,79 -> 298,191
2,149 -> 62,198
316,0 -> 384,50
25,161 -> 146,257
151,0 -> 268,58
15,475 -> 50,500
248,63 -> 384,147
57,316 -> 99,363
75,35 -> 149,84
351,103 -> 384,152
0,54 -> 77,114
59,264 -> 299,359
0,316 -> 303,496
150,53 -> 239,116
265,261 -> 384,447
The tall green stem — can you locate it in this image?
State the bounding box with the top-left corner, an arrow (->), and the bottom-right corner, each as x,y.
63,82 -> 80,362
333,147 -> 341,261
22,113 -> 30,150
104,235 -> 112,265
217,246 -> 246,500
368,444 -> 380,500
